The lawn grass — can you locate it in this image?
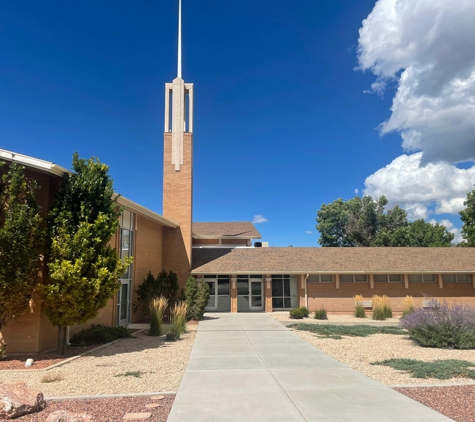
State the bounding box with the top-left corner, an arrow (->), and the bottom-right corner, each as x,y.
290,324 -> 405,339
371,359 -> 475,380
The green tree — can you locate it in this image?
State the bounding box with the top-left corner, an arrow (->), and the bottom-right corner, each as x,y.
460,189 -> 475,246
316,195 -> 453,247
43,153 -> 131,354
134,270 -> 180,315
184,276 -> 210,321
0,163 -> 43,357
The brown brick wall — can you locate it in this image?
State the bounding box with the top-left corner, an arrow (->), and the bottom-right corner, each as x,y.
307,277 -> 475,314
162,132 -> 193,288
131,215 -> 164,322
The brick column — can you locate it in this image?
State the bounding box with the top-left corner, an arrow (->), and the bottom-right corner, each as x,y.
369,274 -> 374,290
335,274 -> 340,290
265,275 -> 272,312
438,274 -> 443,289
403,274 -> 409,289
231,276 -> 237,313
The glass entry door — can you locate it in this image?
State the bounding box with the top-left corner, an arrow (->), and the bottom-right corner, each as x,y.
237,275 -> 264,312
205,280 -> 218,311
249,280 -> 264,311
117,280 -> 131,326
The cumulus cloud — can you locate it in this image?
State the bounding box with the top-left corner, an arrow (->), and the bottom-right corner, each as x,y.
354,189 -> 360,195
252,215 -> 268,224
305,231 -> 313,235
429,218 -> 462,244
358,0 -> 475,163
364,153 -> 475,219
358,0 -> 475,219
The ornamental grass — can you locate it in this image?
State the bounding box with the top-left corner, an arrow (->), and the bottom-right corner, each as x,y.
167,301 -> 188,340
402,295 -> 415,317
354,294 -> 366,318
372,295 -> 392,320
149,296 -> 168,336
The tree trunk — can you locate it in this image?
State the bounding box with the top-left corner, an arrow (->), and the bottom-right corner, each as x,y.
0,329 -> 6,360
57,325 -> 65,355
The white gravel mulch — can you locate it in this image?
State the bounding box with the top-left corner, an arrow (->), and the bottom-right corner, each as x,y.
0,331 -> 195,397
270,311 -> 400,324
293,329 -> 475,386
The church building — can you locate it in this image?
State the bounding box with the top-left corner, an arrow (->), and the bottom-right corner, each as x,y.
1,1 -> 475,353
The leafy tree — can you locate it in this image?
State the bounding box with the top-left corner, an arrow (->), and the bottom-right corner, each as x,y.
184,276 -> 210,321
0,163 -> 43,357
134,270 -> 180,315
316,195 -> 453,247
43,153 -> 131,354
460,189 -> 475,246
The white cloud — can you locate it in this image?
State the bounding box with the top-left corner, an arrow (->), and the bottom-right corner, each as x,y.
305,231 -> 313,235
252,215 -> 268,224
429,218 -> 462,244
358,0 -> 475,165
363,152 -> 475,219
354,189 -> 360,195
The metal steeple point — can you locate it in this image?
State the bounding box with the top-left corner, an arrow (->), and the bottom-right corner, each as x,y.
177,0 -> 182,78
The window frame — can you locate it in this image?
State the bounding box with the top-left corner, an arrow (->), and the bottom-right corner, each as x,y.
408,274 -> 437,283
442,274 -> 471,283
339,274 -> 368,283
307,274 -> 334,283
374,274 -> 402,283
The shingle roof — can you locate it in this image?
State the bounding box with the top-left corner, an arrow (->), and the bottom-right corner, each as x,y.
192,247 -> 475,274
192,222 -> 261,239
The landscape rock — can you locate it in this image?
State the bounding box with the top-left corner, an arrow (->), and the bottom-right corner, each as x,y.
46,410 -> 93,422
0,382 -> 46,419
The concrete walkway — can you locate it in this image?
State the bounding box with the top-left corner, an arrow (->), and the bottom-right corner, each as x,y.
167,314 -> 452,422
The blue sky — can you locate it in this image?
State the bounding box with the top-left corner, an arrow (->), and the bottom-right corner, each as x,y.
1,0 -> 474,246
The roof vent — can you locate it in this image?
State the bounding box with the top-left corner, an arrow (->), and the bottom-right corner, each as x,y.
262,242 -> 269,247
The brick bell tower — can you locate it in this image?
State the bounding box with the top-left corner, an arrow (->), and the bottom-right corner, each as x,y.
162,0 -> 194,287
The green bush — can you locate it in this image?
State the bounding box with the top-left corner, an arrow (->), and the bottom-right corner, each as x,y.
372,307 -> 392,320
184,276 -> 210,321
290,324 -> 405,339
354,304 -> 366,318
70,324 -> 131,346
371,359 -> 475,380
314,308 -> 328,320
289,308 -> 307,319
134,271 -> 180,316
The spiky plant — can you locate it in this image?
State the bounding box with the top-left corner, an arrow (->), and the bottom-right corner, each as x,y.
149,296 -> 168,336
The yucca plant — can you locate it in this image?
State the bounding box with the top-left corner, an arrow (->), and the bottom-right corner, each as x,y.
354,294 -> 366,318
372,295 -> 392,320
167,301 -> 188,341
149,296 -> 168,336
402,295 -> 415,317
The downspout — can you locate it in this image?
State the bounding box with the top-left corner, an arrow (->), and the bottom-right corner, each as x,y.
304,274 -> 309,309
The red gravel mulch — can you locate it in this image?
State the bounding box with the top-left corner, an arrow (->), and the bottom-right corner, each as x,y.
395,385 -> 475,422
13,395 -> 174,421
0,346 -> 98,370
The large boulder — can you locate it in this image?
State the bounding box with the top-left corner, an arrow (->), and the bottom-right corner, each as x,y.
0,382 -> 46,419
46,410 -> 93,422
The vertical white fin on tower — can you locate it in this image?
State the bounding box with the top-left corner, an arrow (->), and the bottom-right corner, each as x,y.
177,0 -> 182,79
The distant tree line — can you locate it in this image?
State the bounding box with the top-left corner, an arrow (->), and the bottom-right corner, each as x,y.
316,192 -> 475,247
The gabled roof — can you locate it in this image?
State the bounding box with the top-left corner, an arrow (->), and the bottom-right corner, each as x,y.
192,222 -> 261,239
192,247 -> 475,274
0,149 -> 179,228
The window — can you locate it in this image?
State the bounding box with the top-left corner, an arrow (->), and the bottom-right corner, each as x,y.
374,274 -> 402,283
340,274 -> 367,283
408,274 -> 436,283
307,274 -> 333,283
204,275 -> 231,312
271,275 -> 297,309
442,274 -> 471,283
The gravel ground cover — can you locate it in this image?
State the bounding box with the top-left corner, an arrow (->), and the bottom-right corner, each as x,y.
395,385 -> 475,422
270,311 -> 400,324
293,329 -> 475,385
0,346 -> 98,370
0,330 -> 195,396
13,395 -> 174,421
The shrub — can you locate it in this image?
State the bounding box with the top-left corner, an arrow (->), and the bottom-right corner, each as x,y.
41,373 -> 64,383
372,295 -> 392,320
289,308 -> 307,319
167,301 -> 188,340
314,308 -> 328,320
291,324 -> 405,339
299,307 -> 310,317
70,324 -> 131,346
354,295 -> 366,318
134,271 -> 180,316
184,276 -> 210,321
399,300 -> 475,349
402,295 -> 415,317
371,359 -> 475,380
149,296 -> 168,336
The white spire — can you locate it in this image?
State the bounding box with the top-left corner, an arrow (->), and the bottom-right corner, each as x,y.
177,0 -> 182,78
